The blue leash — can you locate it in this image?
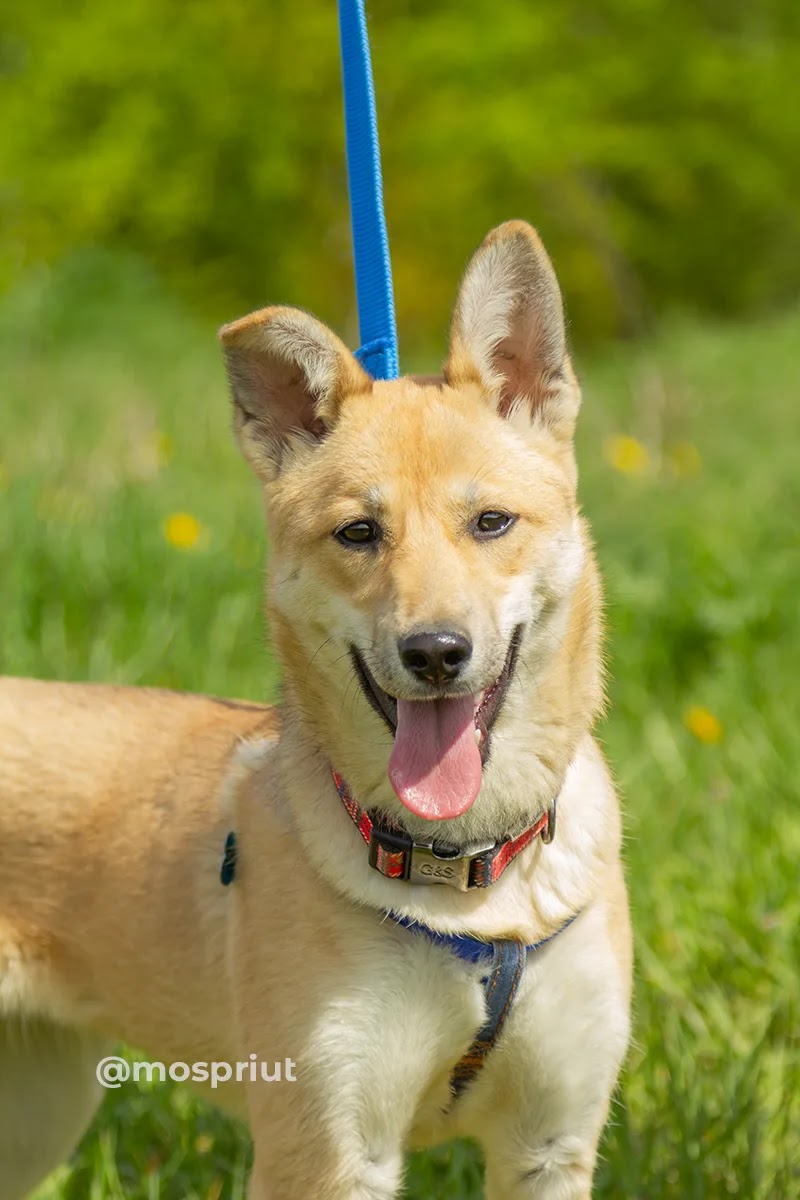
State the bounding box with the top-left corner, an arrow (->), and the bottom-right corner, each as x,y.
338,0 -> 399,381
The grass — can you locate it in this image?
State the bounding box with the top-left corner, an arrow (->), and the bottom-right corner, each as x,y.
2,250 -> 798,1198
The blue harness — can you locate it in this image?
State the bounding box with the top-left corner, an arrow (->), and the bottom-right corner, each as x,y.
390,911 -> 580,1099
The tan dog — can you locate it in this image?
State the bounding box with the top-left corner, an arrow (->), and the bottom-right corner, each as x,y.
0,222 -> 631,1199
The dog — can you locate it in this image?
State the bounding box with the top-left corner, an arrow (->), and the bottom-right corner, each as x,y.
0,221 -> 632,1199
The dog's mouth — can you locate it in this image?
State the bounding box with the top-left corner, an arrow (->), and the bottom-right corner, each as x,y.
350,627 -> 523,822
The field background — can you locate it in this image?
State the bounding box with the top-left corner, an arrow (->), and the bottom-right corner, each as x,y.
1,0 -> 799,1196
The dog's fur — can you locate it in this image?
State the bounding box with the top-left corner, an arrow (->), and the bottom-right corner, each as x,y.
0,222 -> 631,1199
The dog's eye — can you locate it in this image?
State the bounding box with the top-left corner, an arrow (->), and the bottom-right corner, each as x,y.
335,520 -> 381,547
474,511 -> 516,538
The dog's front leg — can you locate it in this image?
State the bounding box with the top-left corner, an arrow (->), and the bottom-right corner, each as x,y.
235,938 -> 478,1199
229,804 -> 489,1199
243,1059 -> 406,1200
480,1076 -> 614,1199
478,898 -> 631,1200
247,1137 -> 404,1200
483,1128 -> 602,1200
234,955 -> 421,1200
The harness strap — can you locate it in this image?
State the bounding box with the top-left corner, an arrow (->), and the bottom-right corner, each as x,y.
388,910 -> 580,1101
389,910 -> 579,1100
449,940 -> 526,1099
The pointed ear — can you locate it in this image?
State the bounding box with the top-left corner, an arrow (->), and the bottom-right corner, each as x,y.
219,306 -> 372,477
445,221 -> 579,440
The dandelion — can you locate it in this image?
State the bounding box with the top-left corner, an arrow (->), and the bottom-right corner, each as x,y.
603,434 -> 650,476
667,441 -> 702,478
164,511 -> 202,550
684,706 -> 723,744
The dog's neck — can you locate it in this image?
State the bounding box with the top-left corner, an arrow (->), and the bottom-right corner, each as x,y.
272,711 -> 610,944
330,765 -> 555,891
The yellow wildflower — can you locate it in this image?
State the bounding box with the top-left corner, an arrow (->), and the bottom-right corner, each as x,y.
604,434 -> 650,476
684,706 -> 723,744
164,511 -> 202,550
667,441 -> 702,477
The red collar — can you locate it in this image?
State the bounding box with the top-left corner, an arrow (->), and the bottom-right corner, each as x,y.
331,770 -> 556,891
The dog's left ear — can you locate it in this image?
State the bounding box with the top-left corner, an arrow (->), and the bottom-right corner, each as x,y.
219,306 -> 372,478
445,221 -> 579,440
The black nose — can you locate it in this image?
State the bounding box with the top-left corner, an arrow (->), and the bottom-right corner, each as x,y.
398,630 -> 473,687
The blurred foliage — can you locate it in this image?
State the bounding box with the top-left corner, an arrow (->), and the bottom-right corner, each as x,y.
2,0 -> 800,352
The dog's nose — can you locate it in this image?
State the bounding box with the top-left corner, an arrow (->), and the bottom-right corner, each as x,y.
398,631 -> 473,687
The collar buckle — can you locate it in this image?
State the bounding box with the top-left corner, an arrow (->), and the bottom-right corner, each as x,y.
407,839 -> 497,891
367,826 -> 496,891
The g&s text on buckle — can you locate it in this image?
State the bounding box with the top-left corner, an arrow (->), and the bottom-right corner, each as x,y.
368,827 -> 495,891
408,843 -> 474,889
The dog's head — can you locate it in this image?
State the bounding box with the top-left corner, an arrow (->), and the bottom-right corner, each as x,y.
221,222 -> 601,834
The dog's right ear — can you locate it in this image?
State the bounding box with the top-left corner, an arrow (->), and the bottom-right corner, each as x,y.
219,307 -> 372,478
445,221 -> 579,441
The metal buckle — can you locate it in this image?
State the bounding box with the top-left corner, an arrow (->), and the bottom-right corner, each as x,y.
407,839 -> 496,891
540,795 -> 557,845
368,826 -> 496,891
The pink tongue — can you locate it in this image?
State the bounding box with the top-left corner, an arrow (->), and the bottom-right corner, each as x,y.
388,696 -> 482,820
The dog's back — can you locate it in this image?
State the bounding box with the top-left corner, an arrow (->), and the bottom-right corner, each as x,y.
0,676 -> 273,865
0,677 -> 275,1025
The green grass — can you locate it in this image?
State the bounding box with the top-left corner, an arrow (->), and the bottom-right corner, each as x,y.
2,251 -> 798,1198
